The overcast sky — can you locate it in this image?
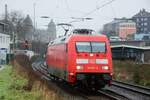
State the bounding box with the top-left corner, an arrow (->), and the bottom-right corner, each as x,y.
0,0 -> 150,32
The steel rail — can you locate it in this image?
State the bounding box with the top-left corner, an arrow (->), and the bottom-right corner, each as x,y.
98,90 -> 123,100
112,80 -> 150,96
32,62 -> 123,100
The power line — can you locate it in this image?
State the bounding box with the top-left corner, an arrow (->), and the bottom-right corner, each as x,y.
110,3 -> 116,19
68,0 -> 116,24
64,0 -> 70,11
64,0 -> 87,15
82,0 -> 116,17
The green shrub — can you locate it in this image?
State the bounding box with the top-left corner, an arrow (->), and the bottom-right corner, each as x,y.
113,60 -> 150,87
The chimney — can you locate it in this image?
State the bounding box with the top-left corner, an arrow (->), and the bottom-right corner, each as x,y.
5,4 -> 8,21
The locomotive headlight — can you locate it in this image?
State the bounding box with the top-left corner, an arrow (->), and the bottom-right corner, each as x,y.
76,65 -> 83,70
76,59 -> 88,64
96,59 -> 108,64
101,66 -> 109,70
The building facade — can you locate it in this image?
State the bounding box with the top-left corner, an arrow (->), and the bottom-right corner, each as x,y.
0,22 -> 5,33
118,21 -> 136,39
132,9 -> 150,34
103,18 -> 136,40
23,15 -> 33,41
103,18 -> 120,36
47,19 -> 56,41
0,33 -> 10,64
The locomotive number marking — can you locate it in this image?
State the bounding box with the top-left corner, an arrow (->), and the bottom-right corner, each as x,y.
87,66 -> 95,70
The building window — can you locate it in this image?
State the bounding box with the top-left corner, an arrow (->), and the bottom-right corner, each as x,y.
6,37 -> 8,43
0,36 -> 2,43
6,37 -> 9,43
141,23 -> 144,26
144,22 -> 147,26
1,36 -> 3,43
3,37 -> 5,43
141,18 -> 144,21
136,18 -> 139,22
144,18 -> 147,21
144,28 -> 147,31
141,28 -> 143,31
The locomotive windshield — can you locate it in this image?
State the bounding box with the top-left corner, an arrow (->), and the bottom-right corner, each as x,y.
91,42 -> 105,53
76,42 -> 91,52
76,42 -> 106,53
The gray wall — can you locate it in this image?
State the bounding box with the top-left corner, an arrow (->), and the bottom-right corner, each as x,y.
0,23 -> 4,33
144,50 -> 150,63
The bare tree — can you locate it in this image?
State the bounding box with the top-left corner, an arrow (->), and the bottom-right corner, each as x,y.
0,10 -> 25,39
8,11 -> 25,40
8,10 -> 24,27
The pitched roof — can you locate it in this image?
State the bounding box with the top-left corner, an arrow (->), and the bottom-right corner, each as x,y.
111,45 -> 150,50
133,9 -> 150,17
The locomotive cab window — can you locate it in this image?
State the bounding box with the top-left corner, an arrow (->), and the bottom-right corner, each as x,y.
76,42 -> 91,52
91,42 -> 106,53
76,42 -> 106,53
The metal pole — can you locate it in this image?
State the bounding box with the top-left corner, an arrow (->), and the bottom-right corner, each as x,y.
33,3 -> 36,41
31,3 -> 36,51
13,32 -> 15,50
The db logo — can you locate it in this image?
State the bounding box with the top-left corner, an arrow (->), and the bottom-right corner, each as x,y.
89,59 -> 95,64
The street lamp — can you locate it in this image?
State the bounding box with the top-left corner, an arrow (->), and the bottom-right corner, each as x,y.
33,3 -> 36,33
71,17 -> 93,20
41,16 -> 50,19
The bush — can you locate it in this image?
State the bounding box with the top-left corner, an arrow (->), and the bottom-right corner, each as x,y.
113,60 -> 150,87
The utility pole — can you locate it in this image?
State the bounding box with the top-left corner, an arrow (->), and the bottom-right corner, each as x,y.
33,3 -> 36,41
4,4 -> 8,34
31,3 -> 36,51
12,32 -> 16,50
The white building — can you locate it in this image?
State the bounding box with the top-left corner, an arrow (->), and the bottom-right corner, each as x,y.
0,33 -> 10,64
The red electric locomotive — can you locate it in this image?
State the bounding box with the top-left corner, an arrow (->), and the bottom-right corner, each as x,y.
46,29 -> 113,90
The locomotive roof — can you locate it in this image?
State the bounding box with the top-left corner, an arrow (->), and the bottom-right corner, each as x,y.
48,33 -> 107,46
48,28 -> 107,46
72,29 -> 94,35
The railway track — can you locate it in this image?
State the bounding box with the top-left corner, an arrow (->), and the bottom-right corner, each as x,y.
98,89 -> 129,100
32,61 -> 121,100
105,80 -> 150,100
112,80 -> 150,96
32,61 -> 150,100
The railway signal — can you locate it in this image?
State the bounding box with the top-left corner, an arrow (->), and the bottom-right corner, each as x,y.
24,40 -> 29,50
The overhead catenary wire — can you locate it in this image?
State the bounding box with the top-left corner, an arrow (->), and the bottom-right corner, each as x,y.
110,3 -> 117,19
42,0 -> 116,30
82,0 -> 116,17
68,0 -> 116,24
63,0 -> 87,15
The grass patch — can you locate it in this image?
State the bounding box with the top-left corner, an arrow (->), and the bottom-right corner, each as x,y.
4,55 -> 63,100
0,55 -> 82,100
0,65 -> 42,100
113,60 -> 150,87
